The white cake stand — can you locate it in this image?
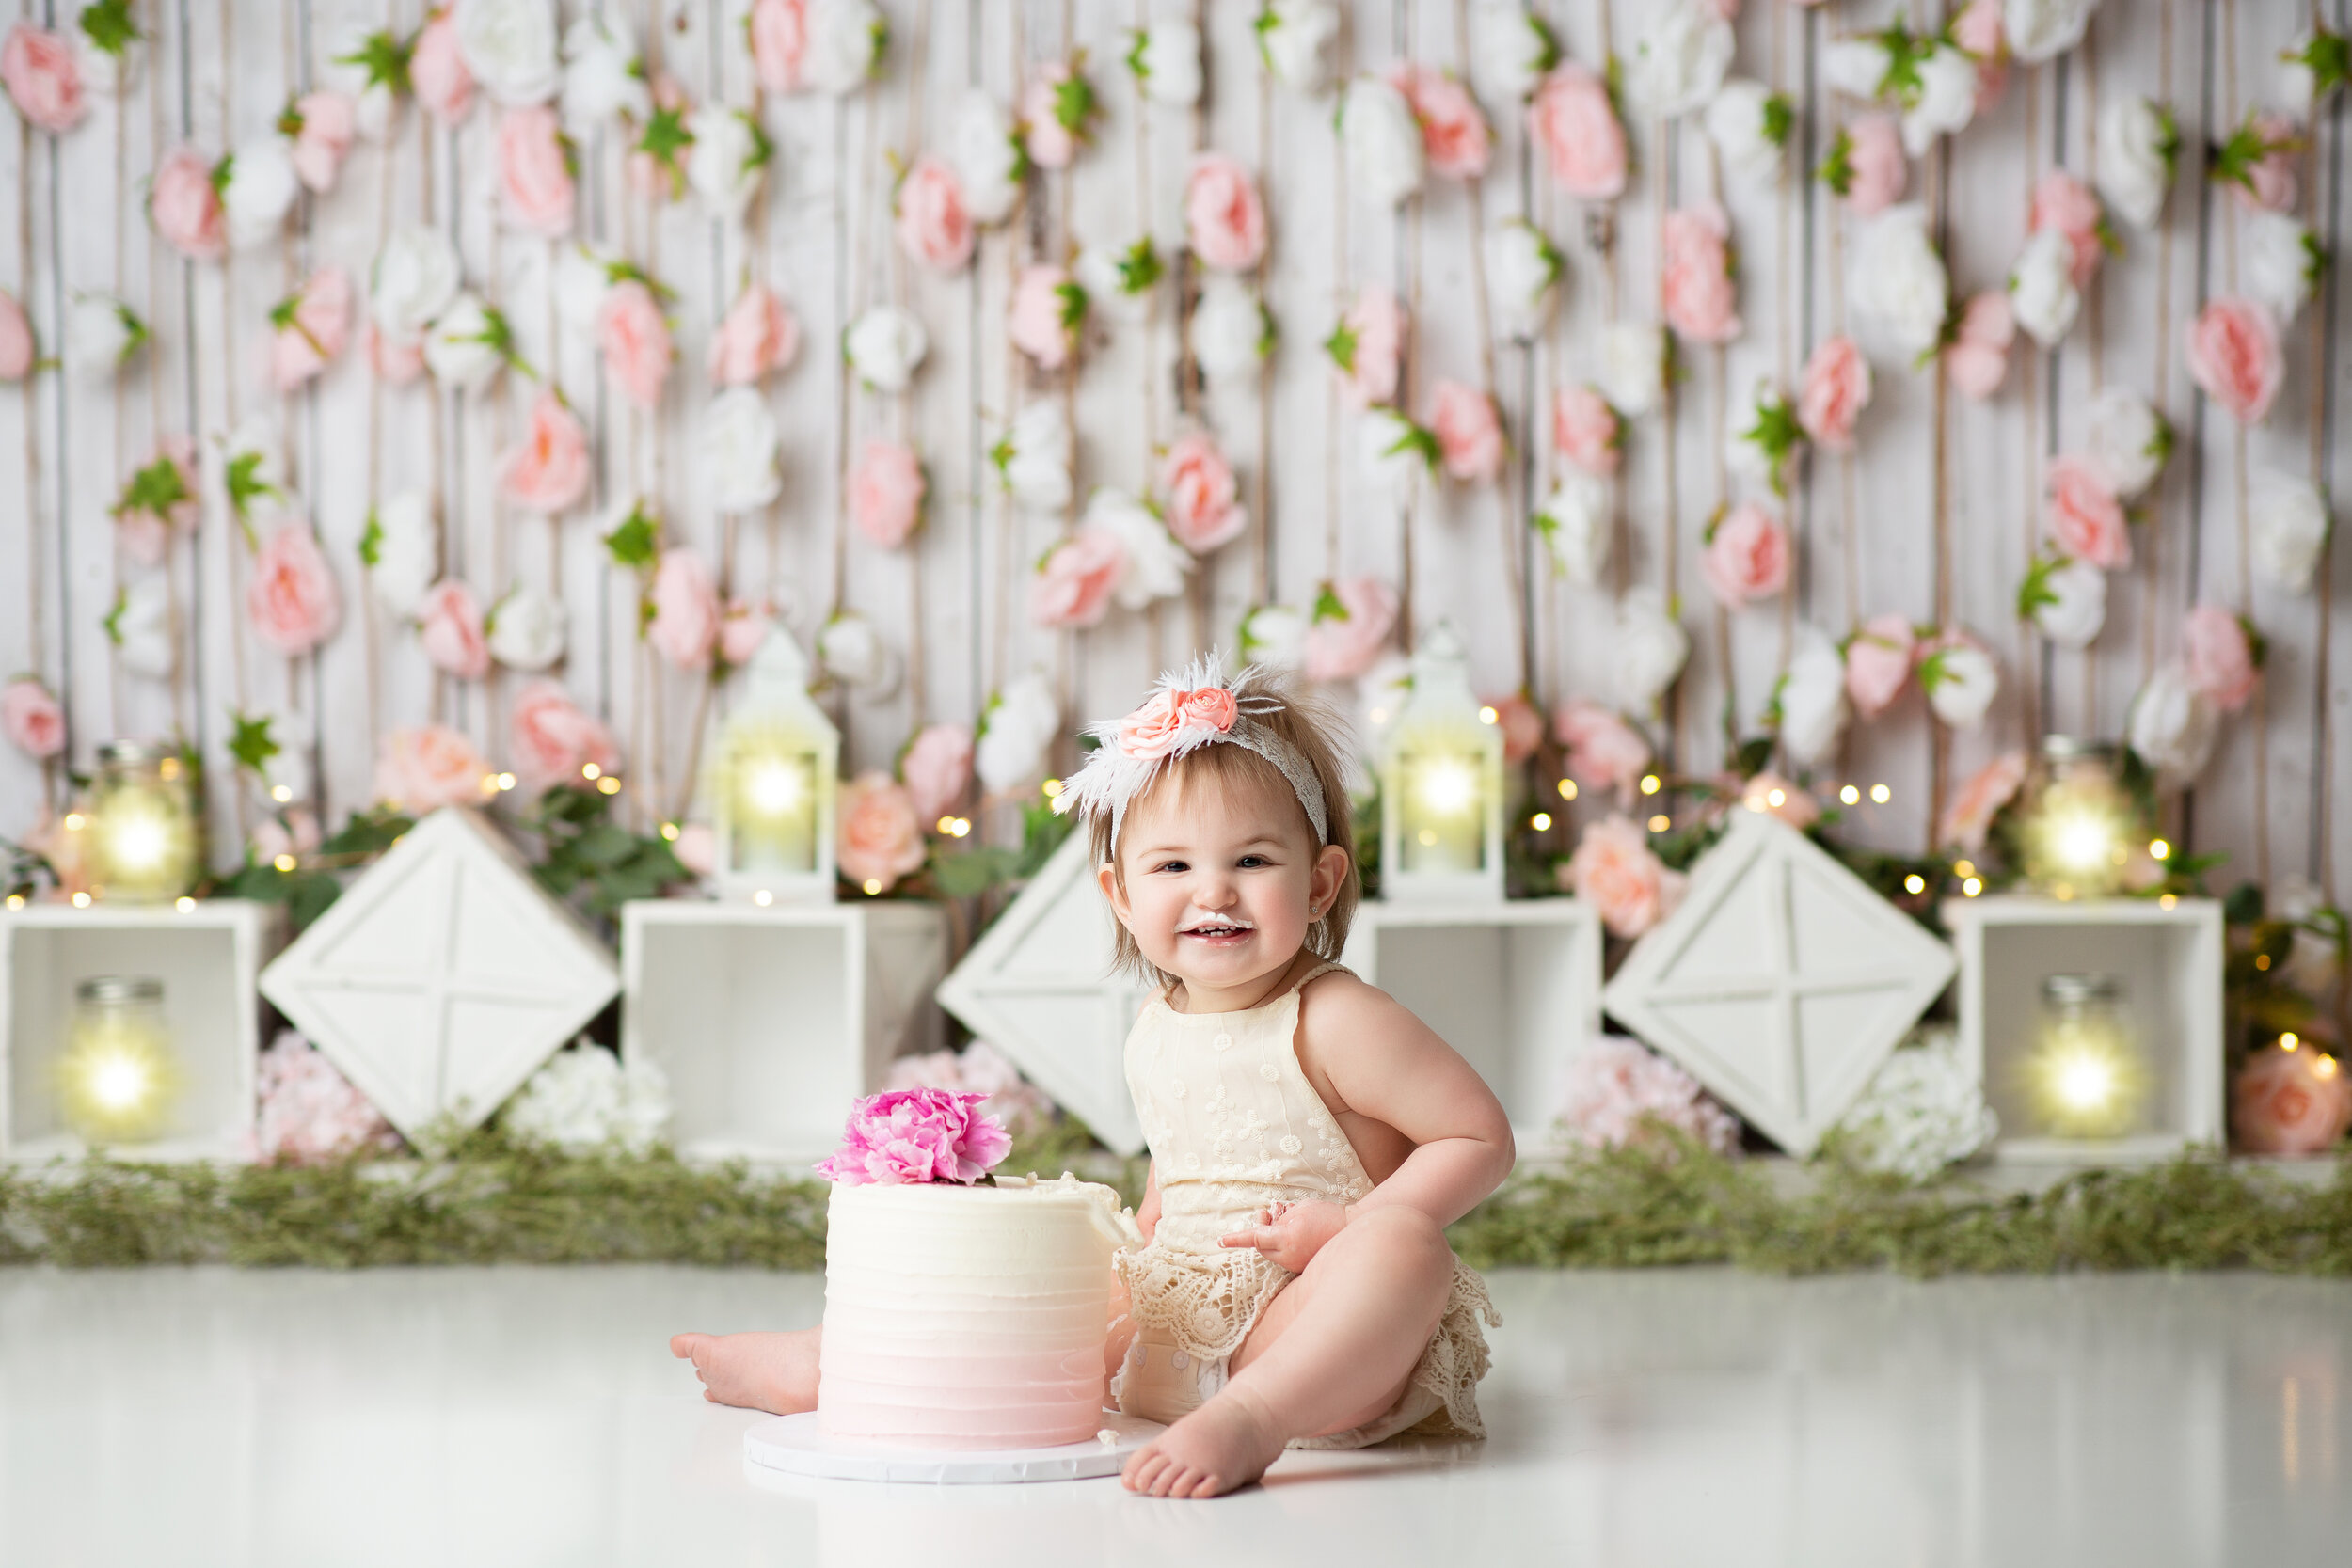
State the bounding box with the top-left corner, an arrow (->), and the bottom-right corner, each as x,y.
742,1411 -> 1167,1484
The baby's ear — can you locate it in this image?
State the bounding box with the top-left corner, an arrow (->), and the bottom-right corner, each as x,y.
1096,860 -> 1130,922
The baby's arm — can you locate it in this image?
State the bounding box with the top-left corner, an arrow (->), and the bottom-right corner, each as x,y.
1136,1161 -> 1161,1242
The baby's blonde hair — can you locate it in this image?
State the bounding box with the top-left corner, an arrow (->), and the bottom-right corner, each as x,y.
1089,669 -> 1360,986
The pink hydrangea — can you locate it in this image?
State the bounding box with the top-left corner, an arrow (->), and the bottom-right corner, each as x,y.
1559,1036 -> 1740,1154
814,1086 -> 1013,1185
882,1040 -> 1053,1132
248,1031 -> 402,1165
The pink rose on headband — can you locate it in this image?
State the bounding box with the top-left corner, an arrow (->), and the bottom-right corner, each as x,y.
1845,613 -> 1915,719
501,389 -> 591,515
1945,291 -> 2015,401
1159,433 -> 1247,552
896,156 -> 976,275
151,148 -> 227,261
1530,63 -> 1626,200
1119,685 -> 1239,759
1661,205 -> 1740,345
1431,380 -> 1505,483
2045,454 -> 2130,569
499,105 -> 575,237
1552,384 -> 1621,476
708,282 -> 800,386
1184,154 -> 1267,272
838,771 -> 928,893
816,1086 -> 1011,1185
2187,298 -> 2282,425
1565,815 -> 1686,939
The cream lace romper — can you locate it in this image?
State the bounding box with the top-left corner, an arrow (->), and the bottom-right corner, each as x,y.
1110,960 -> 1502,1448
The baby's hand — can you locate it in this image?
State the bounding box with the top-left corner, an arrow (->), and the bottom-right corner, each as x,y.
1217,1199 -> 1348,1274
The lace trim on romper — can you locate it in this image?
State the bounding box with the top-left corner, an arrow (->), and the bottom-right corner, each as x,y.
1113,960 -> 1502,1447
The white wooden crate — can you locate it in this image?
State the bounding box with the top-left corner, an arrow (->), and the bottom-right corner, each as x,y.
621,899 -> 949,1166
1,899 -> 283,1163
1942,895 -> 2226,1163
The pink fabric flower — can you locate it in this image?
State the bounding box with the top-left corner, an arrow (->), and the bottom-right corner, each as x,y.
249,1032 -> 402,1165
1529,62 -> 1626,201
851,438 -> 927,548
1551,384 -> 1621,476
2029,169 -> 2108,288
1845,612 -> 1915,720
410,7 -> 474,125
1565,815 -> 1687,939
599,278 -> 673,409
1845,115 -> 1906,215
1661,204 -> 1740,344
0,289 -> 32,381
270,266 -> 355,392
1391,64 -> 1490,181
883,1042 -> 1051,1132
508,679 -> 619,793
1954,0 -> 2009,108
1797,334 -> 1871,451
0,678 -> 65,759
2044,454 -> 2130,569
1701,502 -> 1790,608
1945,291 -> 2015,401
900,722 -> 975,822
2233,1045 -> 2352,1154
1184,154 -> 1268,272
499,105 -> 575,237
2,24 -> 84,134
286,92 -> 356,193
1332,285 -> 1404,408
707,282 -> 800,386
500,390 -> 590,515
673,822 -> 716,876
1559,1036 -> 1739,1154
113,436 -> 200,568
1937,749 -> 2028,851
375,723 -> 492,810
1029,529 -> 1123,628
1301,576 -> 1400,682
1009,263 -> 1077,370
837,770 -> 928,893
2234,111 -> 2300,213
1021,62 -> 1084,170
1159,432 -> 1247,553
749,0 -> 808,92
2184,604 -> 2257,713
1118,685 -> 1241,760
1553,699 -> 1650,802
367,324 -> 427,386
814,1086 -> 1012,1185
895,156 -> 976,274
151,148 -> 226,261
247,521 -> 342,657
1485,692 -> 1544,765
417,579 -> 491,679
647,549 -> 721,671
2186,298 -> 2283,425
719,598 -> 773,667
1430,379 -> 1505,483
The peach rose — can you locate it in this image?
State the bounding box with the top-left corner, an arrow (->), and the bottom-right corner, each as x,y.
0,289 -> 31,381
1529,62 -> 1626,200
1,677 -> 65,758
1485,691 -> 1544,765
1184,154 -> 1268,272
151,147 -> 226,261
1845,114 -> 1906,215
1844,612 -> 1915,719
1430,379 -> 1505,483
1390,64 -> 1489,181
1111,684 -> 1236,761
1553,698 -> 1650,801
838,770 -> 928,891
1029,528 -> 1123,628
1565,815 -> 1686,939
1701,502 -> 1790,608
270,266 -> 355,392
286,91 -> 356,194
2186,297 -> 2282,426
1937,749 -> 2027,851
1331,285 -> 1404,408
1159,432 -> 1246,552
646,548 -> 721,671
2,23 -> 84,134
367,324 -> 427,385
1738,770 -> 1820,830
1945,291 -> 2014,401
1551,384 -> 1620,476
508,679 -> 619,793
2233,111 -> 2300,214
1301,576 -> 1400,683
2045,453 -> 2130,569
2184,604 -> 2258,713
247,521 -> 342,656
500,389 -> 590,515
900,721 -> 975,822
113,436 -> 200,568
1661,204 -> 1740,344
749,0 -> 808,92
895,156 -> 975,275
410,8 -> 475,125
499,105 -> 575,236
707,282 -> 800,386
2028,169 -> 2108,288
599,278 -> 673,409
2233,1045 -> 2352,1154
1009,263 -> 1077,370
417,579 -> 490,678
374,723 -> 492,810
851,438 -> 927,548
1797,334 -> 1871,451
719,598 -> 773,668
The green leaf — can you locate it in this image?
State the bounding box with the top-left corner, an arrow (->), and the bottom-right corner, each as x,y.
1732,736 -> 1774,780
573,822 -> 639,869
1311,582 -> 1348,623
738,110 -> 775,170
1759,93 -> 1794,149
1115,237 -> 1164,295
1124,28 -> 1149,80
604,503 -> 660,569
318,805 -> 413,858
1322,317 -> 1358,374
358,511 -> 385,568
2015,554 -> 2064,620
1054,280 -> 1089,332
636,104 -> 694,195
2224,880 -> 2265,927
333,27 -> 414,95
1053,70 -> 1097,135
210,151 -> 235,198
2283,29 -> 2352,102
288,872 -> 342,932
1739,389 -> 1804,497
224,450 -> 279,519
101,586 -> 127,645
1383,420 -> 1440,470
1815,127 -> 1855,196
2210,114 -> 2299,195
988,434 -> 1015,475
113,451 -> 190,520
78,0 -> 139,56
228,711 -> 280,774
931,845 -> 1020,898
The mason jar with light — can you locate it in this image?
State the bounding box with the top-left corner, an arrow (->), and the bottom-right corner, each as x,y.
57,975 -> 180,1145
1378,624 -> 1505,902
86,740 -> 203,902
2020,972 -> 2148,1139
2018,736 -> 2140,900
713,632 -> 839,904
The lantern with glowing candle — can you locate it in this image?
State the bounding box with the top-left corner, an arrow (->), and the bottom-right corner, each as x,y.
2019,972 -> 2149,1138
56,975 -> 180,1145
713,632 -> 839,903
2018,736 -> 2140,900
86,741 -> 203,902
1379,624 -> 1505,902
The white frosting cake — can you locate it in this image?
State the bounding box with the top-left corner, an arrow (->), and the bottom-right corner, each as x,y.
816,1174 -> 1141,1449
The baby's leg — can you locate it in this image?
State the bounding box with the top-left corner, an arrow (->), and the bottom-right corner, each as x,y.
1120,1207 -> 1454,1498
1104,1260 -> 1137,1384
669,1328 -> 823,1414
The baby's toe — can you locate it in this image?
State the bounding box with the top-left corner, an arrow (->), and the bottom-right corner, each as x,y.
668,1333 -> 703,1359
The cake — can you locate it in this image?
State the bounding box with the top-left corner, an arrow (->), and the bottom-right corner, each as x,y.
816,1173 -> 1139,1449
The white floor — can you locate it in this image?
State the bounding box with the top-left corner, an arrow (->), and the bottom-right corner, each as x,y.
1,1265 -> 2344,1568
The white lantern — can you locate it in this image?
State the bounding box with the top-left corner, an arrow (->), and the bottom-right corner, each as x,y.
1378,624 -> 1505,903
713,632 -> 840,904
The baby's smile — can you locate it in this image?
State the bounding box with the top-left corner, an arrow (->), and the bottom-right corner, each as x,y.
1178,912 -> 1256,946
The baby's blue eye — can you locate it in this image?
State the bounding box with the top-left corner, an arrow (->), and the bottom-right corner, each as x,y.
1154,860 -> 1188,874
1237,855 -> 1268,868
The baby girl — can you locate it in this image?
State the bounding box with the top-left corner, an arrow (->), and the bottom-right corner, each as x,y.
674,657 -> 1512,1498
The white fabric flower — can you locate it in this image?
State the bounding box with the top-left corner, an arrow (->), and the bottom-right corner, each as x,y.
1776,625 -> 1849,767
946,91 -> 1024,225
1850,205 -> 1950,362
2004,0 -> 2099,65
2277,877 -> 2343,995
1257,1 -> 1340,95
1084,487 -> 1190,609
686,107 -> 769,223
502,1044 -> 670,1153
1615,589 -> 1690,711
108,571 -> 176,679
1923,641 -> 1998,729
1597,321 -> 1667,417
700,386 -> 783,512
455,0 -> 561,106
2097,95 -> 2175,230
2085,388 -> 2170,499
2245,209 -> 2321,323
1533,473 -> 1612,587
2281,31 -> 2344,122
1131,20 -> 1201,107
975,672 -> 1062,793
560,14 -> 649,130
1359,407 -> 1435,494
223,136 -> 300,251
371,227 -> 463,339
486,585 -> 567,670
1901,41 -> 1979,155
1724,378 -> 1794,493
1822,37 -> 1893,101
422,293 -> 506,393
819,611 -> 899,694
1239,604 -> 1309,670
325,31 -> 399,139
2249,470 -> 2331,594
1628,0 -> 1733,118
553,243 -> 618,338
1470,0 -> 1557,103
365,489 -> 439,617
1705,80 -> 1788,182
67,294 -> 145,378
1191,277 -> 1273,386
1485,219 -> 1562,337
844,305 -> 927,392
253,725 -> 312,805
2031,558 -> 2107,649
73,27 -> 135,97
995,401 -> 1073,515
1343,75 -> 1424,209
1834,1026 -> 1997,1180
2008,228 -> 2081,347
2127,662 -> 2220,782
1073,240 -> 1153,324
803,0 -> 886,96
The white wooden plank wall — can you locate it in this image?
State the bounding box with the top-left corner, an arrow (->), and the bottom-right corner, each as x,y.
1,0 -> 2346,909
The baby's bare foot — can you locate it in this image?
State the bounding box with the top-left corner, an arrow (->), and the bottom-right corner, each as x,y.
1120,1390 -> 1287,1498
669,1328 -> 821,1414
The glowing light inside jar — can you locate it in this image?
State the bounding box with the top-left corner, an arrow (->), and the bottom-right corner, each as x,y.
2022,975 -> 2147,1139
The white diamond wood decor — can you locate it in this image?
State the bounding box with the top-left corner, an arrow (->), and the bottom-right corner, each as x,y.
1602,811 -> 1957,1156
935,831 -> 1152,1156
260,807 -> 620,1140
